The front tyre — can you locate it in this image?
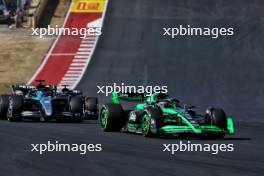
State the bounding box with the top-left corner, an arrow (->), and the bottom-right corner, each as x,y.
7,95 -> 23,122
142,108 -> 163,137
0,95 -> 10,120
205,108 -> 227,139
100,103 -> 123,132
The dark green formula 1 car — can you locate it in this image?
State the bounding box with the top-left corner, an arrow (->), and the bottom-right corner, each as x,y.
100,93 -> 234,138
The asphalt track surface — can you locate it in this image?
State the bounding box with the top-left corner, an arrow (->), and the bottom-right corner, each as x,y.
1,0 -> 264,176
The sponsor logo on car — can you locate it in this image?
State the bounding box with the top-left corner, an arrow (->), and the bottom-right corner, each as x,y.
71,0 -> 106,13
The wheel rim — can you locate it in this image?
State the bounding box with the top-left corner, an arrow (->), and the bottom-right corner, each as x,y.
142,114 -> 150,135
101,109 -> 108,129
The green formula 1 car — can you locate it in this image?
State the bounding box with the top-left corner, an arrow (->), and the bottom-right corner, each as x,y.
100,93 -> 234,138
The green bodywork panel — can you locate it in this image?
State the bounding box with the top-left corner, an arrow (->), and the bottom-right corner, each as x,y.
135,103 -> 145,110
161,108 -> 202,133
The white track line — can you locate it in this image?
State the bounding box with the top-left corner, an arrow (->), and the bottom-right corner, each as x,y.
72,62 -> 87,64
82,38 -> 96,41
82,40 -> 95,43
72,59 -> 88,62
78,48 -> 91,51
68,68 -> 84,71
74,55 -> 90,59
79,46 -> 93,49
61,79 -> 76,82
71,63 -> 86,66
83,35 -> 97,39
72,59 -> 87,62
60,81 -> 75,85
76,52 -> 91,55
80,44 -> 94,47
65,74 -> 81,77
66,71 -> 83,74
62,78 -> 78,81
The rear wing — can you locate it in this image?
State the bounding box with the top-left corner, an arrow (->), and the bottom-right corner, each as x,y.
11,84 -> 57,95
11,85 -> 36,94
112,92 -> 146,104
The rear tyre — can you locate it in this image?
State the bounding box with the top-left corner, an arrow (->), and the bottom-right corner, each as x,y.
100,103 -> 124,132
70,96 -> 83,113
0,95 -> 10,120
85,97 -> 98,120
7,95 -> 23,122
141,108 -> 163,137
70,96 -> 84,122
205,108 -> 227,139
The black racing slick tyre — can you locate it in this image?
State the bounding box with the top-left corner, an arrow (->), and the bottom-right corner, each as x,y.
0,95 -> 10,120
70,96 -> 83,113
69,96 -> 84,122
100,103 -> 124,132
7,95 -> 23,122
205,108 -> 227,139
85,97 -> 98,120
141,108 -> 163,137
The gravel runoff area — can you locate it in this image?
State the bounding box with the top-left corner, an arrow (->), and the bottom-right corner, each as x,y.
0,0 -> 70,93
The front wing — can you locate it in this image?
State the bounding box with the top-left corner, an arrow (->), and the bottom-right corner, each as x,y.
156,117 -> 234,135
